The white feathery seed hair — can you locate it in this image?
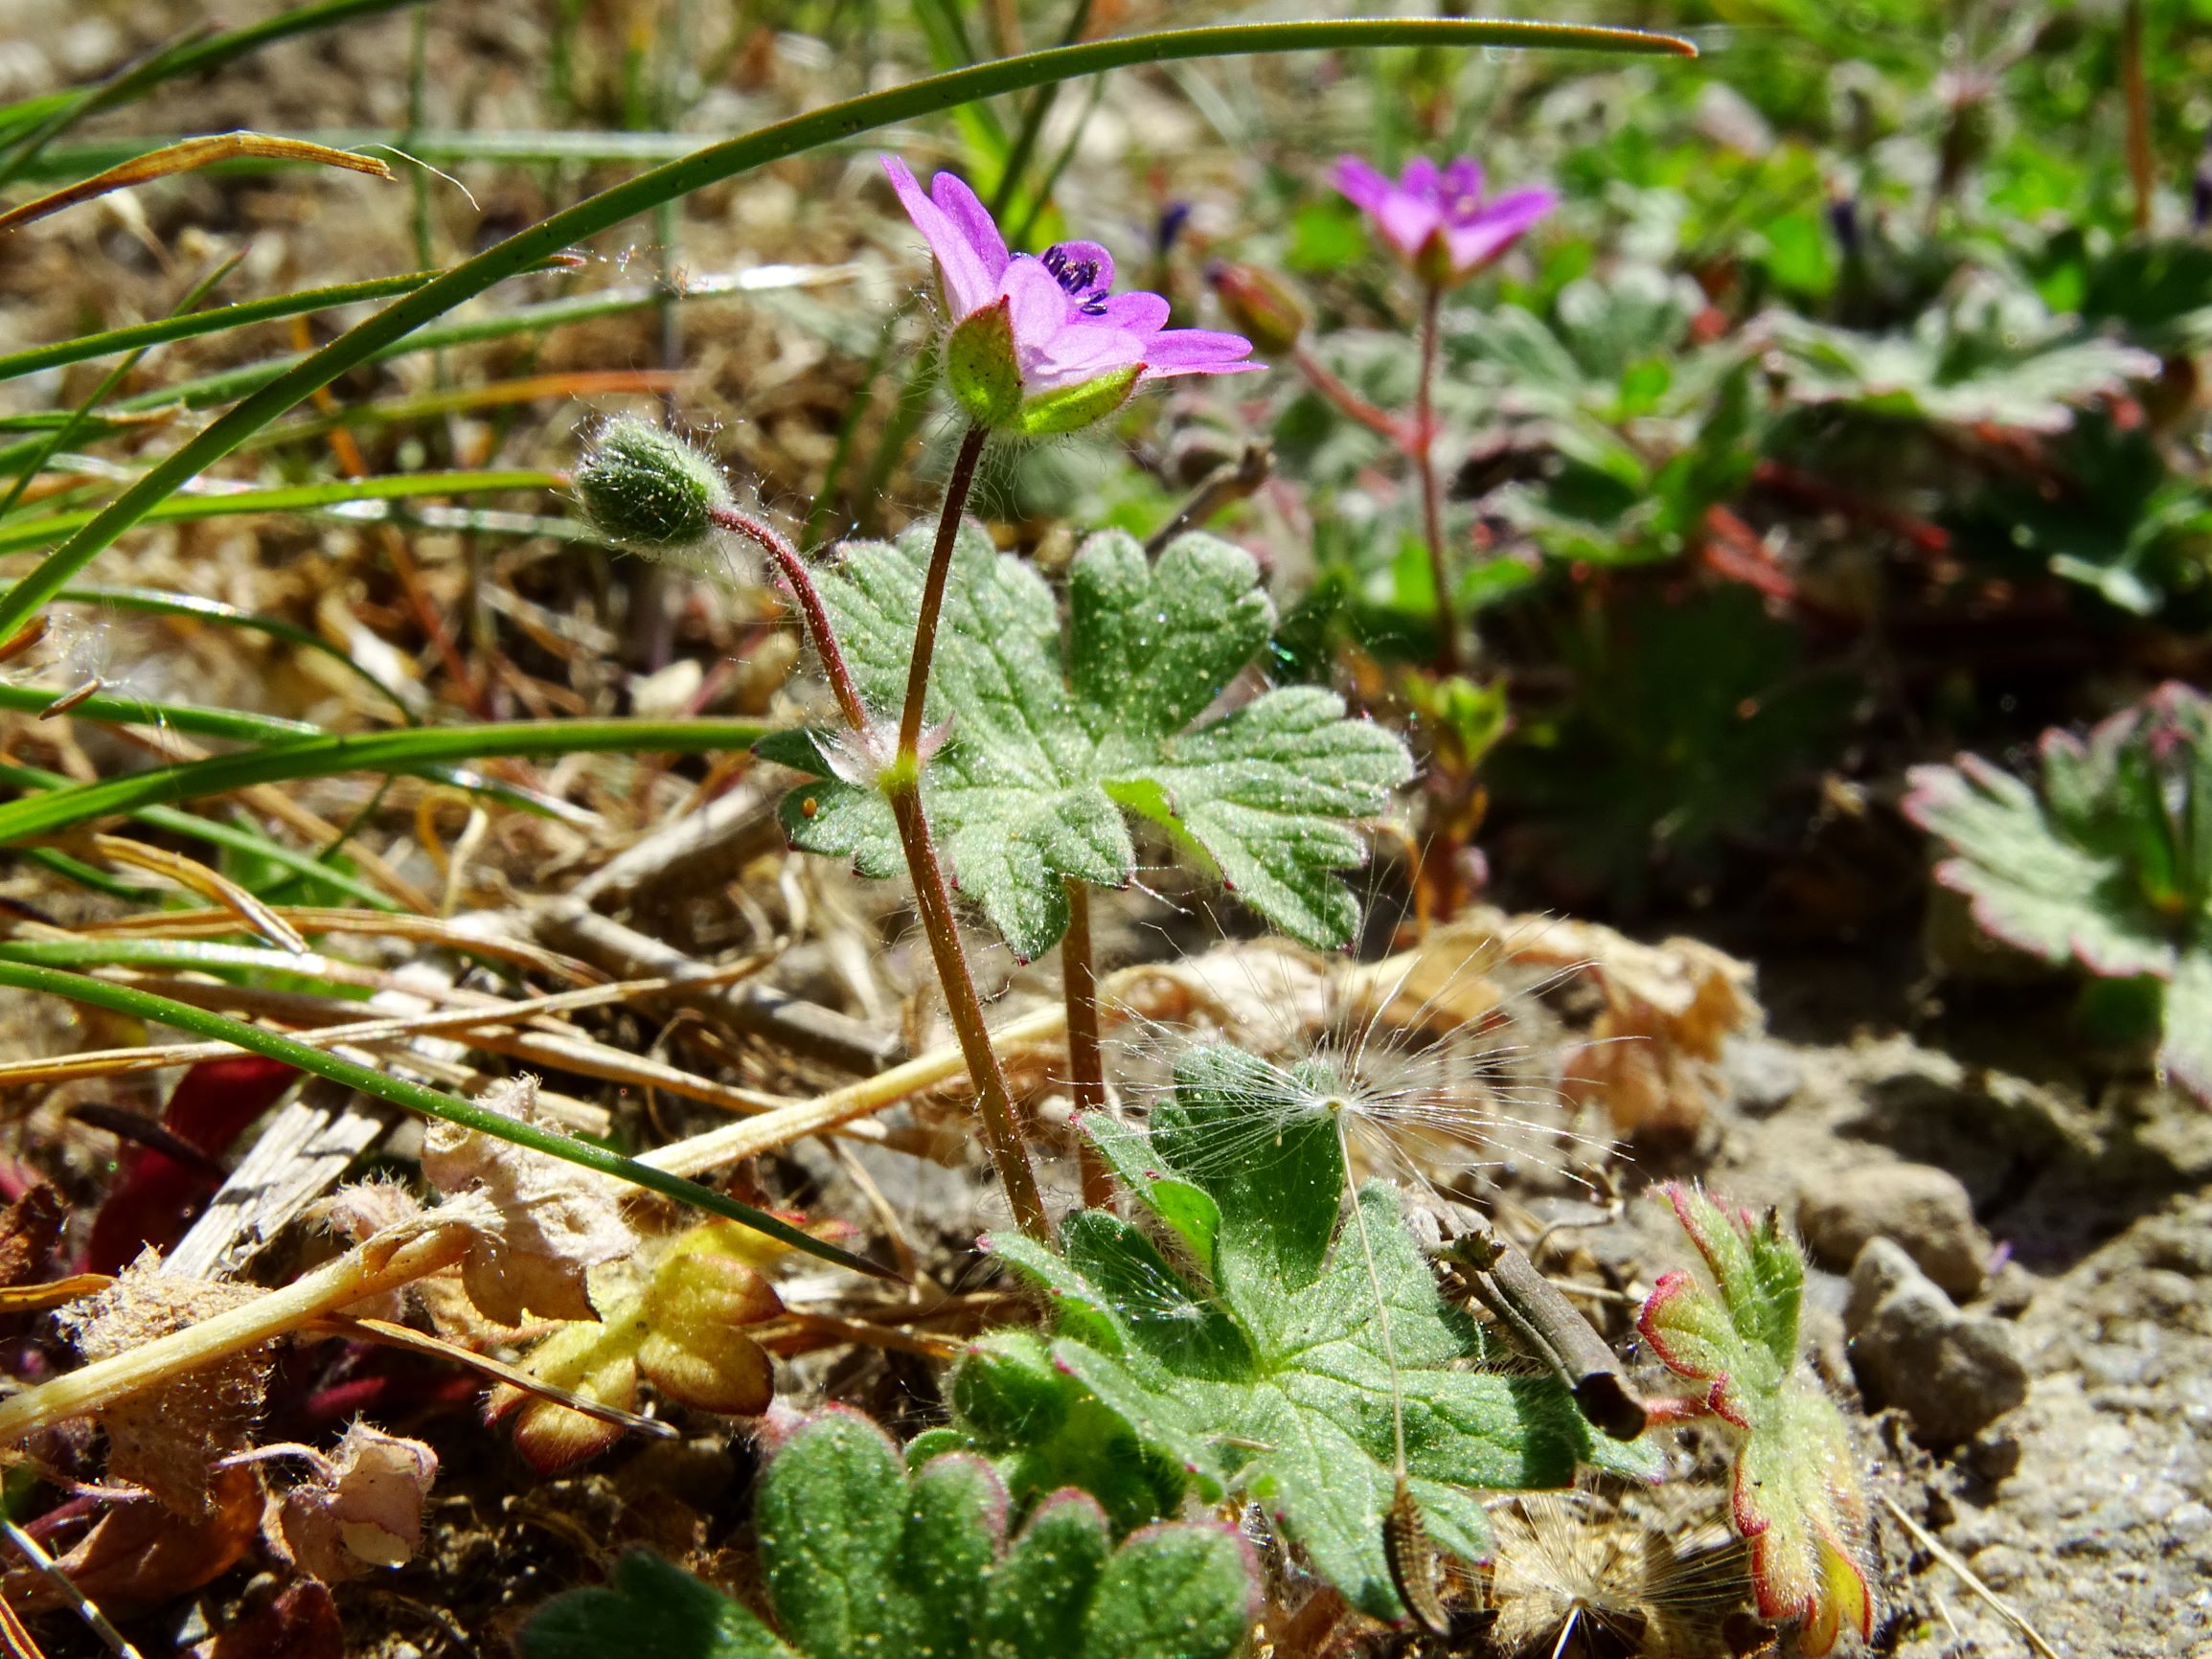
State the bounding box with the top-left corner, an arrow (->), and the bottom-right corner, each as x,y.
1098,907 -> 1626,1218
1485,1489 -> 1751,1658
1093,900 -> 1634,1621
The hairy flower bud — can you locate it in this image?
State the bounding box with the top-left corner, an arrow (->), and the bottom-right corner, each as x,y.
1205,261 -> 1307,356
574,417 -> 733,557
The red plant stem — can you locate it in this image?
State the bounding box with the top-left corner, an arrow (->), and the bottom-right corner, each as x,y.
727,433 -> 1049,1240
2123,0 -> 2153,236
1290,341 -> 1407,443
711,507 -> 870,734
885,780 -> 1051,1239
901,423 -> 990,765
1414,282 -> 1458,674
1061,878 -> 1114,1209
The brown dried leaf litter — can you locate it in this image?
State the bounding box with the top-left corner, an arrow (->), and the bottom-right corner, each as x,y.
55,1251 -> 273,1516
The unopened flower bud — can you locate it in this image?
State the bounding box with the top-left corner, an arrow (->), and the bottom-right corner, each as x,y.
574,416 -> 733,557
1205,260 -> 1306,356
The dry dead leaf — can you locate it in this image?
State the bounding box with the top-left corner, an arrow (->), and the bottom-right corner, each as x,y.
189,1580 -> 343,1659
0,1186 -> 63,1289
6,1466 -> 262,1615
54,1251 -> 271,1515
0,133 -> 391,235
264,1424 -> 437,1583
490,1221 -> 786,1474
1120,939 -> 1336,1054
419,1075 -> 637,1326
1457,907 -> 1757,1139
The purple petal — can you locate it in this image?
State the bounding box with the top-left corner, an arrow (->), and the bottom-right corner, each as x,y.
1094,290 -> 1170,333
1329,156 -> 1398,216
1027,320 -> 1149,393
1001,258 -> 1076,351
1375,193 -> 1444,262
1399,155 -> 1442,203
883,154 -> 997,318
1440,157 -> 1486,210
1043,238 -> 1115,296
1440,187 -> 1558,274
929,168 -> 1011,283
1137,327 -> 1258,378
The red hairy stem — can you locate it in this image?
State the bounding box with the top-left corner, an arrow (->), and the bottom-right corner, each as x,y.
710,507 -> 871,735
1413,283 -> 1458,673
1061,878 -> 1114,1209
733,429 -> 1049,1241
900,424 -> 990,765
885,782 -> 1051,1239
1290,342 -> 1409,444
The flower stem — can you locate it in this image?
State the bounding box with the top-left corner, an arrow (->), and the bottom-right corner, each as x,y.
901,423 -> 990,764
1414,282 -> 1458,674
739,423 -> 1049,1239
774,422 -> 1039,1239
884,779 -> 1052,1239
710,506 -> 870,735
1291,342 -> 1406,443
884,420 -> 1050,1235
2123,0 -> 2153,236
1061,877 -> 1115,1208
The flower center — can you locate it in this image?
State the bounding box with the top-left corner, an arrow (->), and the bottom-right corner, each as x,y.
1042,244 -> 1110,316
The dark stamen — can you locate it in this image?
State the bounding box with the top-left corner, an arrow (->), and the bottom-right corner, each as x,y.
1042,244 -> 1110,315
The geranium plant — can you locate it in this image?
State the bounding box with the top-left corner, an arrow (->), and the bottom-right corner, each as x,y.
1638,1185 -> 1874,1654
1905,680 -> 2212,1100
921,1044 -> 1657,1622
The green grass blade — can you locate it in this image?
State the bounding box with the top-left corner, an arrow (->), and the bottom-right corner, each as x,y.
0,760 -> 403,912
0,17 -> 1691,647
0,686 -> 578,830
0,470 -> 564,556
0,936 -> 366,974
0,956 -> 890,1278
18,846 -> 161,900
0,252 -> 241,522
0,271 -> 441,384
0,0 -> 417,172
0,717 -> 772,844
58,276 -> 836,427
0,683 -> 322,743
18,129 -> 734,178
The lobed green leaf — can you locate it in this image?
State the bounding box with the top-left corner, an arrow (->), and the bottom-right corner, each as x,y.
772,527 -> 1411,960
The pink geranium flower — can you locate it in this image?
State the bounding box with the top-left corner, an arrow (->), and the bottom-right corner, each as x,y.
1329,155 -> 1558,287
883,156 -> 1256,435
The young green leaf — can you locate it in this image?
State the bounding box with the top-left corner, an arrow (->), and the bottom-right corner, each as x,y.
1637,1185 -> 1873,1655
1904,681 -> 2212,1099
763,524 -> 1412,960
944,1044 -> 1657,1623
518,1409 -> 1259,1659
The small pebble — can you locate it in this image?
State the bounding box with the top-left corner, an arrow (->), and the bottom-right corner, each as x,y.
1802,1161 -> 1991,1301
1845,1239 -> 2028,1447
1721,1034 -> 1802,1116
